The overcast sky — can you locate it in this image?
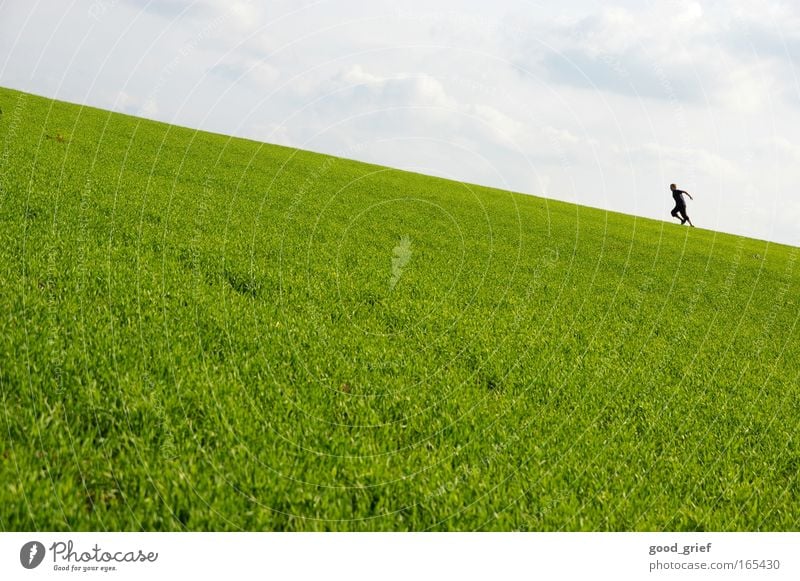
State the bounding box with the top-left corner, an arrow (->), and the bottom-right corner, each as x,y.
2,0 -> 799,246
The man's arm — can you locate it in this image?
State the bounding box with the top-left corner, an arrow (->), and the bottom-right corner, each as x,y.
683,191 -> 693,200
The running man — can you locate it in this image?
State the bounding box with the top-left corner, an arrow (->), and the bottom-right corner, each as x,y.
670,184 -> 694,226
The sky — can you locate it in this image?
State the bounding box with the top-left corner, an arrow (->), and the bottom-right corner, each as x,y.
1,0 -> 799,246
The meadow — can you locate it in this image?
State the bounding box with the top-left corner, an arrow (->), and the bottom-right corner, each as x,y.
1,86 -> 798,530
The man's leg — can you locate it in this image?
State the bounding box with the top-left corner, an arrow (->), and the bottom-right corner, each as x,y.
680,208 -> 693,227
671,206 -> 682,222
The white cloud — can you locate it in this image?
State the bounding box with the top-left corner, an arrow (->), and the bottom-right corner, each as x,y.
210,56 -> 280,88
632,142 -> 746,183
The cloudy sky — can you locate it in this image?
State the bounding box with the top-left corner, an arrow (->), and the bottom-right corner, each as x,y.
2,0 -> 799,246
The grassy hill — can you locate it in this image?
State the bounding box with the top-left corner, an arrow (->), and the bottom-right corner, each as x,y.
1,85 -> 797,531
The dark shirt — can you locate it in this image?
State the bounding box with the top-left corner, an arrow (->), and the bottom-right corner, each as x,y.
672,189 -> 687,205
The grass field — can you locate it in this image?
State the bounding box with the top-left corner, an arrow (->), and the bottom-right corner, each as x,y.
1,85 -> 798,531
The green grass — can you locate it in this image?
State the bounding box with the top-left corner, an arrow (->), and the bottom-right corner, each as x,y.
1,85 -> 798,531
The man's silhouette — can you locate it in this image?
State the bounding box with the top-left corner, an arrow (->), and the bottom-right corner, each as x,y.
670,184 -> 694,226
